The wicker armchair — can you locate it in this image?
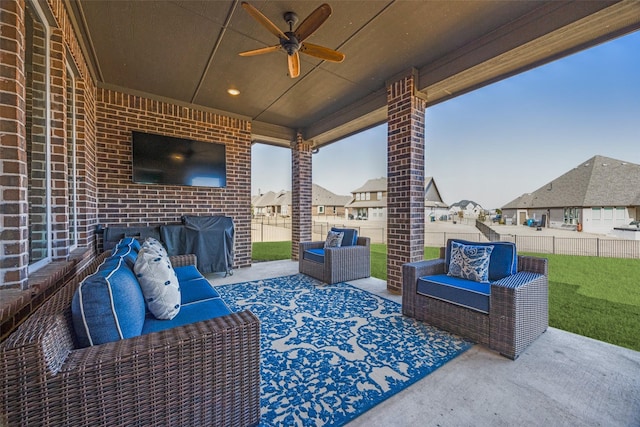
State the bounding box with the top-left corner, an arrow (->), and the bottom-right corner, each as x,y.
299,236 -> 371,284
402,243 -> 548,359
0,251 -> 261,427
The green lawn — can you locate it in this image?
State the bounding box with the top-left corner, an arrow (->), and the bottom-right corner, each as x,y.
253,242 -> 640,351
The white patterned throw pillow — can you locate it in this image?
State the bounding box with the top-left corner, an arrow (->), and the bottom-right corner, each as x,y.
324,230 -> 344,248
133,246 -> 181,320
447,241 -> 494,283
142,236 -> 168,257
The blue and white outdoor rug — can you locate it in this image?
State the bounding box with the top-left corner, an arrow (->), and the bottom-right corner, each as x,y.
217,274 -> 472,426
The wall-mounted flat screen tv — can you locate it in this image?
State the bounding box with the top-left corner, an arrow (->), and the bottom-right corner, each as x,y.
132,131 -> 226,188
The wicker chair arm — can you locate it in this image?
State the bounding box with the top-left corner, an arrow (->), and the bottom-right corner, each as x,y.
402,258 -> 446,317
517,255 -> 548,276
169,253 -> 197,267
299,241 -> 324,252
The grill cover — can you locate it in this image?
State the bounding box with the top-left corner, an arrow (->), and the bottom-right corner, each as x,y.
161,216 -> 234,274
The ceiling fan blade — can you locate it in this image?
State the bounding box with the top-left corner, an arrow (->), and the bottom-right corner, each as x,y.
294,3 -> 332,42
288,52 -> 300,78
238,45 -> 281,57
241,2 -> 289,40
300,42 -> 345,63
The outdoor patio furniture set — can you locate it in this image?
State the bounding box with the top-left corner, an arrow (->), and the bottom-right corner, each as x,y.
1,227 -> 547,425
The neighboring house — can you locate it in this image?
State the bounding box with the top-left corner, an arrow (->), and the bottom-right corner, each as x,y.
424,176 -> 449,219
312,184 -> 352,218
345,177 -> 388,220
449,200 -> 484,219
253,185 -> 350,218
345,176 -> 449,221
252,190 -> 289,217
501,155 -> 640,234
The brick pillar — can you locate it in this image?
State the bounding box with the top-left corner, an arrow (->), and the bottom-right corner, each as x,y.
386,72 -> 426,294
1,0 -> 29,289
291,133 -> 313,260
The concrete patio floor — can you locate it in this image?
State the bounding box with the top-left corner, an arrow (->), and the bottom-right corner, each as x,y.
208,260 -> 640,427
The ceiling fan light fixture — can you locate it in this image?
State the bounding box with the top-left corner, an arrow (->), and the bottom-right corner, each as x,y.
227,88 -> 241,96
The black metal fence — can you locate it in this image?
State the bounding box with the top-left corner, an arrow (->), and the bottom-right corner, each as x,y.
476,220 -> 640,259
251,217 -> 640,259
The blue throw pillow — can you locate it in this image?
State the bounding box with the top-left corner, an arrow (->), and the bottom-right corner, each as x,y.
72,257 -> 146,347
447,241 -> 494,283
446,239 -> 517,281
114,237 -> 141,253
331,227 -> 358,246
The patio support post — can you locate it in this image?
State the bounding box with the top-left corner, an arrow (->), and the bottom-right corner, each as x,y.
386,71 -> 426,294
291,132 -> 313,260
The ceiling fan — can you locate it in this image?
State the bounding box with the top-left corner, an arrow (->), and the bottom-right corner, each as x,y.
239,2 -> 345,78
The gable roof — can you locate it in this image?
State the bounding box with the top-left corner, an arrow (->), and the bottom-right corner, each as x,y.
424,176 -> 448,208
502,155 -> 640,209
450,200 -> 482,209
351,177 -> 387,193
312,184 -> 352,206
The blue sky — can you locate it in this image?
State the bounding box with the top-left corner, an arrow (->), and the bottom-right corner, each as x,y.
252,30 -> 640,209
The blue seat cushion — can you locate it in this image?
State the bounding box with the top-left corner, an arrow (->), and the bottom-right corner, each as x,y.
331,227 -> 358,247
174,265 -> 204,282
180,277 -> 220,305
417,274 -> 491,313
72,257 -> 146,347
141,297 -> 232,335
303,248 -> 325,263
445,239 -> 517,281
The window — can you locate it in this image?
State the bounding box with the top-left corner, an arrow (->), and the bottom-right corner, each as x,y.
356,193 -> 361,201
377,191 -> 382,200
365,192 -> 371,201
66,59 -> 79,250
26,0 -> 51,271
592,207 -> 601,221
317,206 -> 325,214
332,206 -> 337,215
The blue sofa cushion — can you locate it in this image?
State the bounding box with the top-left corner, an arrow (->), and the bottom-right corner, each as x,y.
303,248 -> 325,263
141,297 -> 232,335
331,227 -> 358,247
181,277 -> 221,305
72,257 -> 146,347
111,242 -> 139,268
446,239 -> 517,281
448,241 -> 493,283
417,274 -> 491,313
114,237 -> 141,253
175,265 -> 204,282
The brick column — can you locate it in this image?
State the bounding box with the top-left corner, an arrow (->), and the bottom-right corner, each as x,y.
291,133 -> 313,260
1,0 -> 29,289
386,72 -> 426,294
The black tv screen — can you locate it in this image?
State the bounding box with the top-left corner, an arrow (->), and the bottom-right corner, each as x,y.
132,131 -> 226,188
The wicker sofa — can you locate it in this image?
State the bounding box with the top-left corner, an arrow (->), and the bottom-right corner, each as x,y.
0,241 -> 260,426
299,227 -> 371,284
402,239 -> 548,359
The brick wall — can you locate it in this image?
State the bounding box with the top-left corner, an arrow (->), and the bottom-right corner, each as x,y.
95,89 -> 253,268
386,74 -> 426,294
291,133 -> 313,260
0,0 -> 28,289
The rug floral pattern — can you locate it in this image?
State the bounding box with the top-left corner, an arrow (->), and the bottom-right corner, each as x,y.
217,274 -> 472,426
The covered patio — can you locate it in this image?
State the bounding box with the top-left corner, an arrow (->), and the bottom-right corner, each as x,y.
1,0 -> 639,425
